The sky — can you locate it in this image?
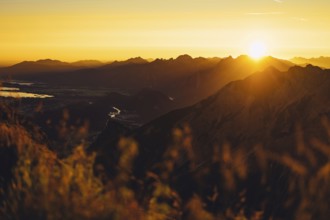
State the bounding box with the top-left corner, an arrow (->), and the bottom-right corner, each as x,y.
0,0 -> 330,64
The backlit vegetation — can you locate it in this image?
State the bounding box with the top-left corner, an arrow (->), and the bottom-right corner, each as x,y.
0,102 -> 330,219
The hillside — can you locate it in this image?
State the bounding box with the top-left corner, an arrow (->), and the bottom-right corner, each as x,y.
1,62 -> 329,220
85,64 -> 330,219
92,64 -> 330,170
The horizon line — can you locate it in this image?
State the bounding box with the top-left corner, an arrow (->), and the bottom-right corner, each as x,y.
1,54 -> 330,66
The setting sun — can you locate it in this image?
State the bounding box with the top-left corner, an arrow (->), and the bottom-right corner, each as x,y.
249,41 -> 267,59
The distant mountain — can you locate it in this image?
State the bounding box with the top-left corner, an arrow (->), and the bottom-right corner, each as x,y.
107,57 -> 149,67
0,55 -> 294,109
291,56 -> 330,68
0,59 -> 80,77
171,55 -> 295,105
0,59 -> 107,78
71,60 -> 104,67
91,65 -> 330,170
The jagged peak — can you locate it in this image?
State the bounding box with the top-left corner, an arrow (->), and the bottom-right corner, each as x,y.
36,59 -> 66,64
125,57 -> 148,64
176,54 -> 193,61
235,54 -> 251,61
289,64 -> 323,74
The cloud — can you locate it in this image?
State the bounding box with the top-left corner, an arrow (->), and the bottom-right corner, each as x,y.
246,12 -> 284,15
273,0 -> 283,3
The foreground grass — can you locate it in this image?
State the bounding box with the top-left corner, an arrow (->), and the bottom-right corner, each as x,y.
0,104 -> 330,219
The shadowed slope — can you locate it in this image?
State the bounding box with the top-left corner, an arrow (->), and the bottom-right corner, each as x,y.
91,65 -> 330,170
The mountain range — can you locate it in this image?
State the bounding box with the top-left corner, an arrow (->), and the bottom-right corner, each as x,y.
1,55 -> 330,219
0,55 -> 294,108
91,64 -> 330,173
291,56 -> 330,68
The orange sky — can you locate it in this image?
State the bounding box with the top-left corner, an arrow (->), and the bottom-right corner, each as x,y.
1,0 -> 330,64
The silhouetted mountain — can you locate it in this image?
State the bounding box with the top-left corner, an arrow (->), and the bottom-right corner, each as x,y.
291,56 -> 330,68
0,59 -> 108,78
165,55 -> 295,106
44,56 -> 292,105
0,59 -> 80,77
71,60 -> 104,67
176,54 -> 194,62
91,65 -> 330,171
106,57 -> 149,67
0,55 -> 294,111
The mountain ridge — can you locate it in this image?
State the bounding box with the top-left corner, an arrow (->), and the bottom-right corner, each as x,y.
0,55 -> 295,110
90,65 -> 330,172
291,56 -> 330,68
